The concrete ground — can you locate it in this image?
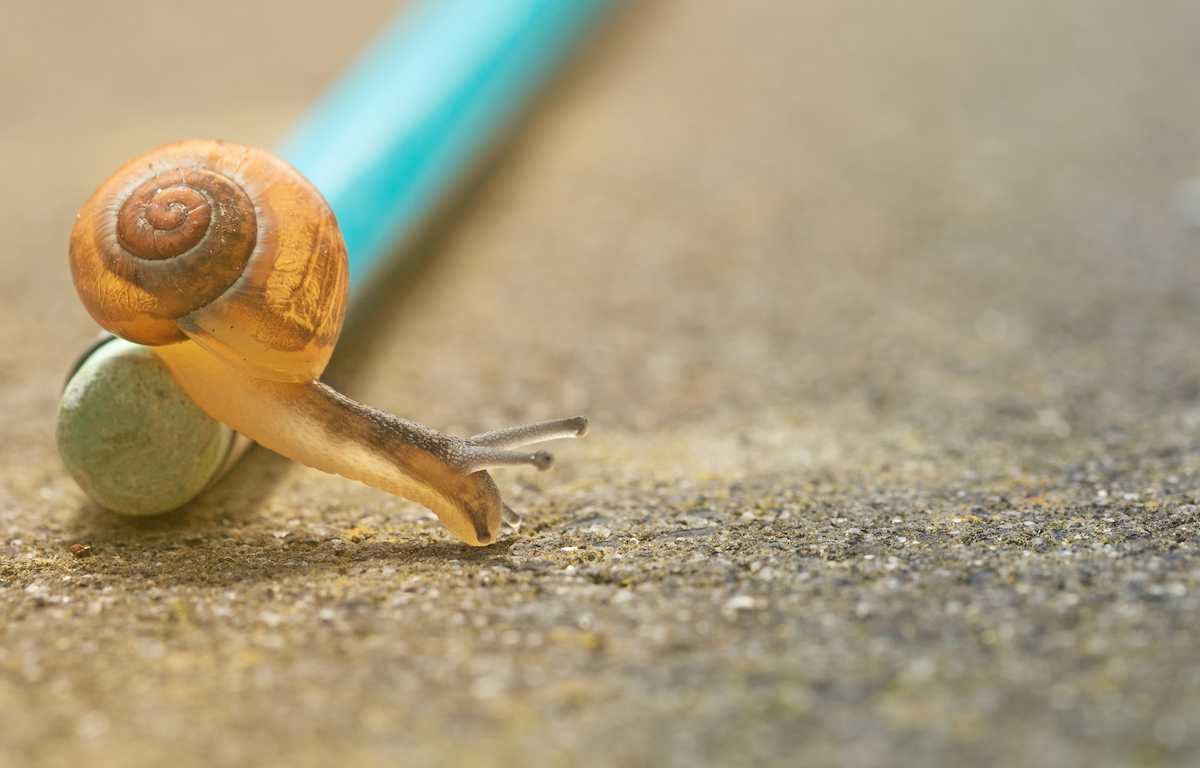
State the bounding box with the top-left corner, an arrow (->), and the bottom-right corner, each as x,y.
3,1 -> 1200,765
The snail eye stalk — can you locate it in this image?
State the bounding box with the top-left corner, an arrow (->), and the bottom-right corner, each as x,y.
468,416 -> 590,448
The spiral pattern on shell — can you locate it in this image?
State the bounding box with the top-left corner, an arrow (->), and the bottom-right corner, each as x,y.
117,170 -> 241,258
119,181 -> 212,259
110,167 -> 258,318
69,140 -> 349,381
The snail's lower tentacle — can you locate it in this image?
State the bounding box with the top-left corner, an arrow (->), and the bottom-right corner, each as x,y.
502,504 -> 523,533
463,449 -> 554,473
153,341 -> 513,545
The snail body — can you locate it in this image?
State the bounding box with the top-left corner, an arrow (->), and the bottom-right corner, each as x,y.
68,140 -> 586,546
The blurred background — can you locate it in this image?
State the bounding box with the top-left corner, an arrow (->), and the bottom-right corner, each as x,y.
3,1 -> 1200,766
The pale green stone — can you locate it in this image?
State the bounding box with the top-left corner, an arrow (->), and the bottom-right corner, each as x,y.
56,339 -> 233,516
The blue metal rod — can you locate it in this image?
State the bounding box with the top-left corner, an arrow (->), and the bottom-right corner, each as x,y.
279,0 -> 613,291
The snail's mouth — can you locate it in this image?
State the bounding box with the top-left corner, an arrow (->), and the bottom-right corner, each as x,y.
472,518 -> 493,546
470,506 -> 522,546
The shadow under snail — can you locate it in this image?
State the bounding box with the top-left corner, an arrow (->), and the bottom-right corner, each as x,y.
67,139 -> 587,546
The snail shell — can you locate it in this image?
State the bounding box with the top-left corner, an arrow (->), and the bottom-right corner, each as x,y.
69,140 -> 347,383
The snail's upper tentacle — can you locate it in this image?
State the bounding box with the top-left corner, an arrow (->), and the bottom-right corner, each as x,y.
468,417 -> 590,449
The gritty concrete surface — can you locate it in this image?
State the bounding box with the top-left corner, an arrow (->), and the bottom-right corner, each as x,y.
3,1 -> 1200,766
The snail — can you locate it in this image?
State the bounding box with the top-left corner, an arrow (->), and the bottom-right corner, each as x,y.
68,139 -> 587,546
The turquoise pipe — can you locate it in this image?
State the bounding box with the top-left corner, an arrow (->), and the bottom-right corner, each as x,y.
281,0 -> 613,288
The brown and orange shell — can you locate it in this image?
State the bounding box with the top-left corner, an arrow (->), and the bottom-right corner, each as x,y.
68,140 -> 348,383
